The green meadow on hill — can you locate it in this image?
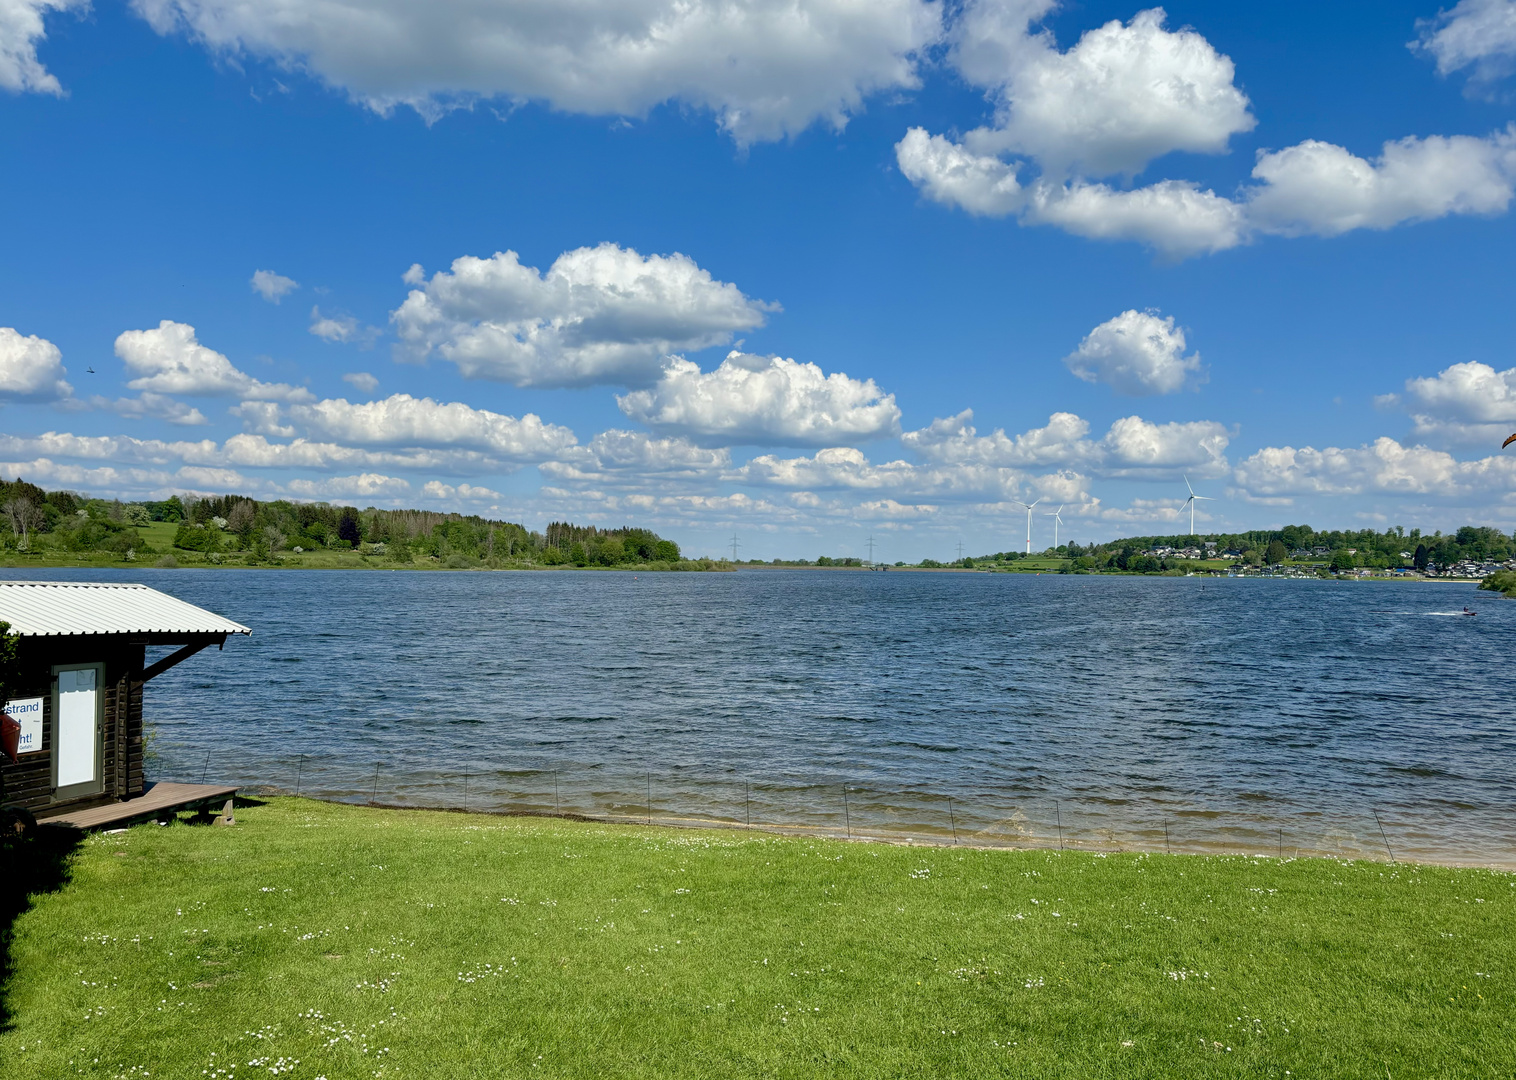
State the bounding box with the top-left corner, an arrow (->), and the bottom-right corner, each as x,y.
2,798 -> 1511,1079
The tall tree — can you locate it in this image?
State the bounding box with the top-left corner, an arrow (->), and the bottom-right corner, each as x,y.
337,507 -> 362,547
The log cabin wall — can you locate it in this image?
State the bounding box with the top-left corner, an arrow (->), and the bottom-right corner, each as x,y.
1,636 -> 146,815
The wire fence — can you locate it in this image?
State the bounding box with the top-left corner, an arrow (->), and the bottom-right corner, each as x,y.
163,753 -> 1516,869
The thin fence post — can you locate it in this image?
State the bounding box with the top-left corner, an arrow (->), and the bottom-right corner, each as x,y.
1278,827 -> 1283,859
371,762 -> 380,806
646,772 -> 652,825
294,754 -> 304,797
842,784 -> 851,839
948,796 -> 958,845
1372,809 -> 1396,864
1164,822 -> 1170,854
1055,801 -> 1064,851
745,781 -> 751,828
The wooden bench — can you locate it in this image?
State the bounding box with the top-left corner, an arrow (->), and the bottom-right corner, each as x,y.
36,781 -> 241,831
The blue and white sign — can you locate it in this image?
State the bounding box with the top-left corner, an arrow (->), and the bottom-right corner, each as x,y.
4,697 -> 43,754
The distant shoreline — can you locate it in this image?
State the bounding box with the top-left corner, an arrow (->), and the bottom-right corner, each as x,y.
0,555 -> 734,573
0,556 -> 1487,584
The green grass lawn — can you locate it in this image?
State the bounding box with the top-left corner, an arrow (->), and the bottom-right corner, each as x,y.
2,798 -> 1512,1079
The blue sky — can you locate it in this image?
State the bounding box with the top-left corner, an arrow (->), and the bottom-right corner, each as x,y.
4,0 -> 1516,560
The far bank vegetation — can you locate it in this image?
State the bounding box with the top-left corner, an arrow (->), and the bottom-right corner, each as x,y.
0,477 -> 721,572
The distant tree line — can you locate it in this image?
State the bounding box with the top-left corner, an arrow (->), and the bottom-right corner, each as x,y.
0,477 -> 699,570
970,524 -> 1516,575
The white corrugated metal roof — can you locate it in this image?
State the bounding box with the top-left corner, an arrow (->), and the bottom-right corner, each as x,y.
0,581 -> 251,638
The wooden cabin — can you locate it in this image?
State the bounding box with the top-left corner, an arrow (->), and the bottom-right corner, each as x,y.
1,581 -> 250,828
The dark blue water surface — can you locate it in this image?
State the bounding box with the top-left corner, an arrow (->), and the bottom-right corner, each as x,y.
6,567 -> 1513,864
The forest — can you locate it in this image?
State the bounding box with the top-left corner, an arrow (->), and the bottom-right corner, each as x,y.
0,477 -> 701,570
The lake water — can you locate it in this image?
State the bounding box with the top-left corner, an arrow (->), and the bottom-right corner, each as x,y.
5,567 -> 1513,865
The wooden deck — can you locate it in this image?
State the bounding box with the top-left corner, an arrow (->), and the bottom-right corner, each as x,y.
36,781 -> 240,831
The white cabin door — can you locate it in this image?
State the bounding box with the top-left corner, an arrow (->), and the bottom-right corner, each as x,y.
55,666 -> 101,796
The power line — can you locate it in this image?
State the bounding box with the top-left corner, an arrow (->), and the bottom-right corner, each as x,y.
866,535 -> 876,565
730,532 -> 740,561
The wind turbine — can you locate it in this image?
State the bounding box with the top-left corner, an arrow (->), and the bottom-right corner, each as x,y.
1014,499 -> 1041,554
1181,476 -> 1212,536
1045,504 -> 1065,549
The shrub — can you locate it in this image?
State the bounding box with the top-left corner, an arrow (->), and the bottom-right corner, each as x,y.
1479,568 -> 1516,597
173,524 -> 223,553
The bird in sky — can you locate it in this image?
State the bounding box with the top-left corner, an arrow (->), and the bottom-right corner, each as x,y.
85,366 -> 95,374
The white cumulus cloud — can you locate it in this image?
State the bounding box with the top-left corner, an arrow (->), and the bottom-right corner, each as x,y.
1389,360 -> 1516,446
1414,0 -> 1516,87
0,326 -> 72,400
616,351 -> 901,446
342,371 -> 379,394
421,480 -> 502,502
903,409 -> 1095,467
288,393 -> 579,460
1023,177 -> 1246,257
733,446 -> 1012,498
97,392 -> 209,426
900,125 -> 1516,257
128,0 -> 942,143
903,409 -> 1229,477
392,244 -> 775,388
0,0 -> 84,95
1246,127 -> 1516,237
1405,360 -> 1516,423
287,472 -> 411,500
959,5 -> 1255,177
310,306 -> 380,347
900,3 -> 1516,257
896,127 -> 1025,215
250,269 -> 298,302
115,320 -> 314,401
1098,415 -> 1230,475
1232,437 -> 1516,498
1063,309 -> 1202,395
